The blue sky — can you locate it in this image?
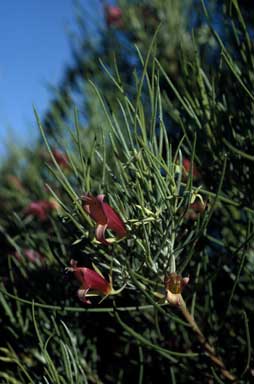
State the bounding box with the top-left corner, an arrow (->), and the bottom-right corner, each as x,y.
0,0 -> 102,156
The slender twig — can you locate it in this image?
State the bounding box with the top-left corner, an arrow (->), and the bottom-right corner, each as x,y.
172,294 -> 237,382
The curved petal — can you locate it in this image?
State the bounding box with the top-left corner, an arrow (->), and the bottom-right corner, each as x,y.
95,224 -> 109,245
77,288 -> 91,304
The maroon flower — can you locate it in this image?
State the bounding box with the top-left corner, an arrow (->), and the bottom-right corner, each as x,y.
67,259 -> 112,304
183,158 -> 200,180
24,199 -> 57,222
81,194 -> 127,245
105,5 -> 123,27
52,149 -> 69,169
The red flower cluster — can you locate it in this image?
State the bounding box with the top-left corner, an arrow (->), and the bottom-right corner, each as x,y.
82,194 -> 127,245
68,194 -> 127,304
67,260 -> 111,304
24,199 -> 58,222
105,5 -> 123,27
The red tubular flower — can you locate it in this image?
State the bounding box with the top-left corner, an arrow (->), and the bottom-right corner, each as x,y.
67,260 -> 112,304
82,194 -> 127,245
105,5 -> 123,27
52,149 -> 69,169
24,199 -> 57,222
183,158 -> 200,180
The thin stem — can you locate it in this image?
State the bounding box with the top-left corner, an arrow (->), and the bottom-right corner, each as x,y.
0,286 -> 166,314
170,294 -> 237,382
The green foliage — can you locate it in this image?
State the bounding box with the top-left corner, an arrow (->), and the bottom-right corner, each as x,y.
0,0 -> 254,382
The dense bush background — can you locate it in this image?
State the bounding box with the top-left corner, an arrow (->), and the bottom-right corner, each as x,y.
0,0 -> 253,382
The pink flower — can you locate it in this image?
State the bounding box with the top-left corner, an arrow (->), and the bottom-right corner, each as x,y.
105,5 -> 123,27
67,260 -> 112,304
24,199 -> 57,222
183,158 -> 200,180
52,149 -> 69,169
164,273 -> 189,306
81,194 -> 127,245
15,249 -> 45,264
